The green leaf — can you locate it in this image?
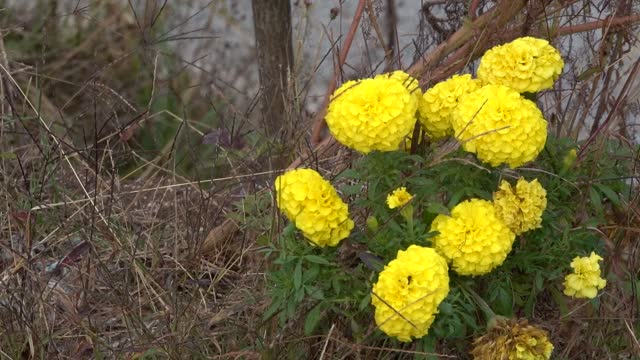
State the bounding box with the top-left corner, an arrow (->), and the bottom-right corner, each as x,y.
335,168 -> 360,180
293,261 -> 302,290
594,183 -> 621,207
302,264 -> 320,282
304,303 -> 323,335
0,152 -> 16,159
263,297 -> 283,320
341,184 -> 363,195
304,255 -> 332,265
282,223 -> 297,237
439,301 -> 453,315
406,177 -> 436,188
294,286 -> 305,302
359,292 -> 372,311
589,186 -> 604,217
425,202 -> 449,215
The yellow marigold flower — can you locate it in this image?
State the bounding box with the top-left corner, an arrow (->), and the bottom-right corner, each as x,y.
563,252 -> 607,299
386,187 -> 413,209
371,245 -> 450,342
451,84 -> 548,168
471,318 -> 554,360
377,70 -> 422,105
325,74 -> 418,153
418,74 -> 481,139
274,168 -> 354,247
493,178 -> 547,235
477,37 -> 564,93
431,199 -> 515,276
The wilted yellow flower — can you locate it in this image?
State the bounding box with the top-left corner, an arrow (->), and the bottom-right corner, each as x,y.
386,187 -> 413,209
431,199 -> 515,276
371,245 -> 450,342
451,84 -> 547,168
471,318 -> 554,360
477,37 -> 564,93
275,168 -> 354,247
326,74 -> 418,153
493,178 -> 547,235
563,252 -> 607,299
418,74 -> 481,139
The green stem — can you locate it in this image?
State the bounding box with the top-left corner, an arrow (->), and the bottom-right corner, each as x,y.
401,204 -> 414,235
457,279 -> 496,321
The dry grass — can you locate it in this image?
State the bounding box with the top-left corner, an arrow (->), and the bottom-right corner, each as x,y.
0,0 -> 639,359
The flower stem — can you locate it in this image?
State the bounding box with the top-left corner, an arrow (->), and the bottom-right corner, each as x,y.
457,279 -> 496,321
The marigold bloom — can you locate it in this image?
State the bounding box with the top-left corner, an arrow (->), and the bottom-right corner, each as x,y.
326,74 -> 418,153
493,178 -> 547,235
275,168 -> 354,247
377,70 -> 422,105
471,318 -> 554,360
431,199 -> 515,276
451,84 -> 547,168
477,37 -> 564,93
371,245 -> 450,342
418,74 -> 481,139
563,252 -> 607,299
386,187 -> 413,209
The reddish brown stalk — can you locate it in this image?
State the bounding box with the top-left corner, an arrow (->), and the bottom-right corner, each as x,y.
310,0 -> 366,145
556,13 -> 640,36
469,0 -> 480,20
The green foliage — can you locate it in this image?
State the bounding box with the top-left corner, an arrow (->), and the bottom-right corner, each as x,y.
263,135 -> 635,352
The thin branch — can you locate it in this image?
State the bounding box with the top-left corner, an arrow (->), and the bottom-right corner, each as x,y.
310,0 -> 366,145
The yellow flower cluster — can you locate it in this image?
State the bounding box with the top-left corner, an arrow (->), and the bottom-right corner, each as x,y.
451,84 -> 547,168
326,71 -> 419,153
274,169 -> 354,247
477,37 -> 564,93
371,245 -> 450,342
431,199 -> 515,276
386,187 -> 413,209
563,252 -> 607,299
493,178 -> 547,235
471,318 -> 554,360
418,74 -> 481,139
